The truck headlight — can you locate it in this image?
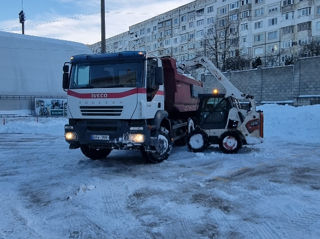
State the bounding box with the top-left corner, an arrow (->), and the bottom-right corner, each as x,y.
65,132 -> 77,141
129,134 -> 145,143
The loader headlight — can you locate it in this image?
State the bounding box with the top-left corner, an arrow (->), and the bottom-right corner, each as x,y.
65,132 -> 77,141
129,134 -> 145,143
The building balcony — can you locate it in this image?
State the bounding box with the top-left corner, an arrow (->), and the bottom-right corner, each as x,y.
281,4 -> 295,13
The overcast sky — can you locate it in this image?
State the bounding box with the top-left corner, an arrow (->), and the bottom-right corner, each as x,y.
0,0 -> 193,45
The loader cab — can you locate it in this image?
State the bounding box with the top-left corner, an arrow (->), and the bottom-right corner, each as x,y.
197,94 -> 232,129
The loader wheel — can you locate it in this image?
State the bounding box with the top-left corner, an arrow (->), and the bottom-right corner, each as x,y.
80,145 -> 112,160
219,132 -> 242,154
141,127 -> 173,163
187,128 -> 209,152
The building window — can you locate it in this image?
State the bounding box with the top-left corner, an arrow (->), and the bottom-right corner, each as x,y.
174,38 -> 178,44
219,6 -> 227,15
174,18 -> 178,24
282,25 -> 294,35
188,33 -> 194,40
242,37 -> 247,43
182,25 -> 186,31
268,31 -> 278,40
255,7 -> 264,17
254,33 -> 264,43
241,10 -> 250,18
254,21 -> 263,29
165,39 -> 171,46
189,22 -> 194,28
241,23 -> 248,31
180,34 -> 187,43
219,19 -> 225,27
298,7 -> 311,17
317,6 -> 320,15
269,17 -> 277,26
229,14 -> 238,21
196,30 -> 204,38
197,19 -> 204,27
207,17 -> 214,25
196,8 -> 204,16
254,47 -> 264,56
207,6 -> 214,13
153,26 -> 157,31
282,0 -> 294,6
229,2 -> 239,10
255,0 -> 264,4
268,6 -> 278,14
297,21 -> 311,32
241,0 -> 249,5
284,11 -> 294,20
181,15 -> 186,22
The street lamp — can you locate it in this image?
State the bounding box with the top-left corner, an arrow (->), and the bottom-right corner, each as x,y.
19,10 -> 25,34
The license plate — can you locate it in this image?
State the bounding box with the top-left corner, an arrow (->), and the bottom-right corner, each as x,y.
91,135 -> 110,141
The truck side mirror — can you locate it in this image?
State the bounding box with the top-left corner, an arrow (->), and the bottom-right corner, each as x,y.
155,67 -> 164,85
63,73 -> 70,90
63,63 -> 70,90
63,64 -> 69,73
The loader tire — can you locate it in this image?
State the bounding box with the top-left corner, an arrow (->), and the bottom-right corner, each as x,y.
187,128 -> 209,152
219,132 -> 242,154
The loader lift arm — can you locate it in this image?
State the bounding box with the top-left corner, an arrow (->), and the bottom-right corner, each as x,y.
179,57 -> 254,102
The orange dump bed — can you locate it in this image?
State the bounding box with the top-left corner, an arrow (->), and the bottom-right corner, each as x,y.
161,57 -> 203,115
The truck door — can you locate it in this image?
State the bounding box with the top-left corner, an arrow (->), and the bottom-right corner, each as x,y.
200,97 -> 231,129
144,58 -> 164,118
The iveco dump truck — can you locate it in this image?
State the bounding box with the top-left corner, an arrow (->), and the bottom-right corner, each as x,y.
62,51 -> 202,163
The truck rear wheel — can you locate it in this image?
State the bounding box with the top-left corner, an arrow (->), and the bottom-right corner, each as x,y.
142,127 -> 173,163
219,132 -> 242,154
80,145 -> 112,160
187,128 -> 209,152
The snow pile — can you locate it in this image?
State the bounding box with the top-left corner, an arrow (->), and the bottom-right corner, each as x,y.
258,104 -> 320,144
0,104 -> 320,143
0,117 -> 67,136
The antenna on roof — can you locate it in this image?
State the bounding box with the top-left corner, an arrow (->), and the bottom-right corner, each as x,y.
19,0 -> 25,34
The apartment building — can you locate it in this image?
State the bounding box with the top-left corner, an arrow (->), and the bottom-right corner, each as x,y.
92,0 -> 320,67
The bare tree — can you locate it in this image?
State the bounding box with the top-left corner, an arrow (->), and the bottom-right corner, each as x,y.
200,15 -> 240,70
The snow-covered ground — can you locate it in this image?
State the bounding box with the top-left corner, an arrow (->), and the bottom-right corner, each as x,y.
0,104 -> 319,239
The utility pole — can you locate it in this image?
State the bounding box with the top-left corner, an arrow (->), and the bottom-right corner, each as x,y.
101,0 -> 106,53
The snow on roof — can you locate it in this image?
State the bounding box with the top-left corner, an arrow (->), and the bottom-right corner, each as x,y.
0,31 -> 92,97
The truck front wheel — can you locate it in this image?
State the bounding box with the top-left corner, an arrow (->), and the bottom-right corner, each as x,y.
142,127 -> 173,163
80,145 -> 112,160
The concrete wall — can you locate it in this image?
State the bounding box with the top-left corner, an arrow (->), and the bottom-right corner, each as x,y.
203,56 -> 320,105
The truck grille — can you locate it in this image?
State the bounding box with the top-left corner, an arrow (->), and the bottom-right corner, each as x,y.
80,106 -> 123,116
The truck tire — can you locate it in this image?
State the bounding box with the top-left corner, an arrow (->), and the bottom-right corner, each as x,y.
141,127 -> 173,163
219,132 -> 242,154
187,128 -> 209,152
80,145 -> 112,160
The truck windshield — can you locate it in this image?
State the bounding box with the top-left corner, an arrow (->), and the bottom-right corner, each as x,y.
70,62 -> 142,89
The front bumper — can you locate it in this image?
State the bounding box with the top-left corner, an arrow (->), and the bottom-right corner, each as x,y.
64,119 -> 152,149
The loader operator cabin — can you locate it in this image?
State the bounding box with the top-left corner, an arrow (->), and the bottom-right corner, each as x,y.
0,31 -> 91,116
